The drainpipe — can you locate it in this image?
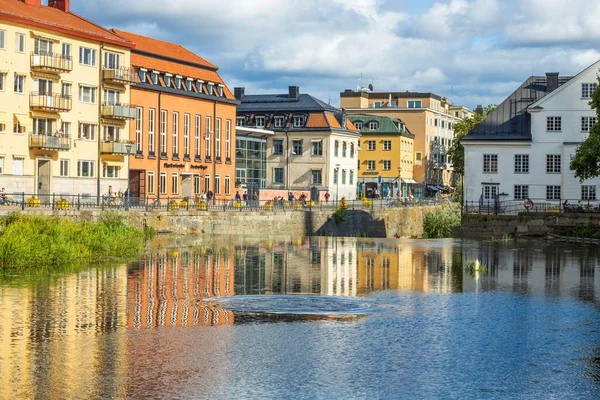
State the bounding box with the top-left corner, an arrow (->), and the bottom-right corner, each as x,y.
97,42 -> 105,201
157,91 -> 162,200
285,129 -> 289,192
213,99 -> 217,205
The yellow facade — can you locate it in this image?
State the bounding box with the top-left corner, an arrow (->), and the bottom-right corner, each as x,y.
0,7 -> 134,199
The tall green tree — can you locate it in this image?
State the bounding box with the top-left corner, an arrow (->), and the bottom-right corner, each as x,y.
571,75 -> 600,181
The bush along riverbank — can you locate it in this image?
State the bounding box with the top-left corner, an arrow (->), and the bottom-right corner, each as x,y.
423,203 -> 461,238
0,212 -> 153,269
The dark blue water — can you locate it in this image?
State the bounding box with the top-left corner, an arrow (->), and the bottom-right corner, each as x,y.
1,238 -> 599,399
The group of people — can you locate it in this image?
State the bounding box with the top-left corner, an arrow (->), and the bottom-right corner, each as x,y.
234,191 -> 258,206
107,185 -> 130,206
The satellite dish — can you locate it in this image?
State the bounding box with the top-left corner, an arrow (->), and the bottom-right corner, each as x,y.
368,84 -> 374,91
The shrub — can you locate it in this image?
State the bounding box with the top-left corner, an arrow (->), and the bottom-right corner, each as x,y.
423,204 -> 461,238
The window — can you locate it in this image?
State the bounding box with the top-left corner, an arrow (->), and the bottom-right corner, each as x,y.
78,86 -> 97,103
273,139 -> 283,155
367,140 -> 376,150
103,165 -> 120,178
342,142 -> 347,157
183,114 -> 190,157
36,78 -> 53,95
175,77 -> 182,89
408,100 -> 422,108
367,160 -> 376,170
293,116 -> 304,127
0,123 -> 5,133
34,38 -> 53,55
374,101 -> 382,108
546,154 -> 561,173
194,175 -> 201,195
368,121 -> 378,131
77,160 -> 94,177
0,30 -> 5,50
13,118 -> 24,134
33,118 -> 53,135
350,143 -> 355,158
582,83 -> 597,99
147,171 -> 155,194
483,185 -> 498,201
226,119 -> 231,160
292,139 -> 303,155
79,47 -> 97,66
160,172 -> 167,195
312,140 -> 323,156
311,169 -> 322,185
103,89 -> 119,105
59,160 -> 69,177
104,126 -> 120,142
172,173 -> 179,194
195,115 -> 201,159
383,140 -> 391,151
255,116 -> 265,128
61,82 -> 71,98
342,169 -> 347,184
354,121 -> 363,130
215,118 -> 221,160
185,80 -> 192,91
160,110 -> 167,156
0,73 -> 4,91
135,107 -> 143,153
215,175 -> 221,195
273,168 -> 284,184
151,72 -> 158,85
15,33 -> 25,53
204,175 -> 210,193
274,116 -> 284,128
12,158 -> 23,176
349,170 -> 354,185
416,152 -> 422,162
205,116 -> 211,159
172,111 -> 179,157
582,116 -> 597,133
582,185 -> 596,201
334,140 -> 339,157
514,185 -> 528,200
62,43 -> 71,58
483,154 -> 498,173
164,75 -> 172,87
333,169 -> 338,184
546,185 -> 561,200
148,108 -> 156,155
547,116 -> 562,131
514,154 -> 529,174
78,123 -> 96,140
236,117 -> 245,127
225,175 -> 230,195
0,157 -> 3,173
383,160 -> 391,170
14,74 -> 24,93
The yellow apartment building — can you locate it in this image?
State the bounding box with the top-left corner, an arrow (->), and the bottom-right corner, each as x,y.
0,0 -> 135,200
347,114 -> 415,198
341,89 -> 470,198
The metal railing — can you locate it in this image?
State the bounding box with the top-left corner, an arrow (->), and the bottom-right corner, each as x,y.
29,133 -> 71,151
102,67 -> 136,84
30,92 -> 72,112
30,52 -> 73,72
101,103 -> 137,119
463,199 -> 600,215
100,140 -> 136,155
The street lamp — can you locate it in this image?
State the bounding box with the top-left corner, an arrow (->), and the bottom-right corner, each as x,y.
397,166 -> 402,197
334,164 -> 340,203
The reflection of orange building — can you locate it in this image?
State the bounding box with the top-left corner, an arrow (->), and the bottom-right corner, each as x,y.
113,30 -> 237,200
126,249 -> 234,329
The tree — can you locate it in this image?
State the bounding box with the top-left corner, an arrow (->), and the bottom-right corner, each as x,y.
570,75 -> 600,181
447,105 -> 495,176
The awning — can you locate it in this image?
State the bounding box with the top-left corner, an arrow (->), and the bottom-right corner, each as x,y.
406,179 -> 417,184
14,113 -> 29,125
31,32 -> 60,42
30,111 -> 58,119
0,112 -> 10,124
30,71 -> 60,81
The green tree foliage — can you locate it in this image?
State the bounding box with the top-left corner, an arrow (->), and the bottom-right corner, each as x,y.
571,75 -> 600,181
447,105 -> 495,176
422,203 -> 461,238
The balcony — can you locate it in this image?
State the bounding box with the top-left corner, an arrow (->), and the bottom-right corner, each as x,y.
102,67 -> 136,85
101,103 -> 137,119
30,52 -> 73,73
30,93 -> 72,112
29,133 -> 71,151
101,140 -> 136,155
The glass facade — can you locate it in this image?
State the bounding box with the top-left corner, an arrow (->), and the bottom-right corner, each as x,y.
236,135 -> 267,189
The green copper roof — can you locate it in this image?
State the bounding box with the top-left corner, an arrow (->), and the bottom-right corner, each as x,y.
348,114 -> 415,138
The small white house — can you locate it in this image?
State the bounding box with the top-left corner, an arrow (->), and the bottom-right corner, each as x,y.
462,60 -> 600,211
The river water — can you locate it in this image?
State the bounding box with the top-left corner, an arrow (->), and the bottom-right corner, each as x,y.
1,237 -> 599,399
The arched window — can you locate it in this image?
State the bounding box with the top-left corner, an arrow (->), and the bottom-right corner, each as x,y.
334,140 -> 339,157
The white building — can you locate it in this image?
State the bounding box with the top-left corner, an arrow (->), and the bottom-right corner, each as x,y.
463,61 -> 600,210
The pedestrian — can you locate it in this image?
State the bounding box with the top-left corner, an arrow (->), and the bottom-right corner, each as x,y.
235,191 -> 241,201
207,190 -> 213,200
288,191 -> 295,202
242,192 -> 248,206
324,190 -> 330,204
0,187 -> 6,205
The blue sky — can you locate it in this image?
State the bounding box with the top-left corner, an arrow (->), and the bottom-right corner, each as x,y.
70,0 -> 600,109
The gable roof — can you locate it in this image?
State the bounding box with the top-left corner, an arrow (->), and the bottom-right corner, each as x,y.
347,114 -> 414,138
238,93 -> 339,113
0,0 -> 132,47
463,74 -> 572,142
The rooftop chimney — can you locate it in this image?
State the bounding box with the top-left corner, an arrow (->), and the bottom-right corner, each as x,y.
234,87 -> 245,101
21,0 -> 42,6
546,72 -> 559,93
289,86 -> 300,100
48,0 -> 70,12
475,105 -> 484,114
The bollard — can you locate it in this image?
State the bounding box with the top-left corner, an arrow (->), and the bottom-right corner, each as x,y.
21,192 -> 25,211
52,193 -> 55,211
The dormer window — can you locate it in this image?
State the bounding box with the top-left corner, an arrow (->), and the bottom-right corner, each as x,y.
236,117 -> 245,127
293,115 -> 304,127
255,116 -> 266,128
354,121 -> 363,130
175,77 -> 182,89
151,72 -> 158,85
139,70 -> 147,83
207,84 -> 214,95
274,116 -> 285,128
368,121 -> 378,130
164,75 -> 172,87
217,86 -> 224,96
196,81 -> 204,93
185,80 -> 192,91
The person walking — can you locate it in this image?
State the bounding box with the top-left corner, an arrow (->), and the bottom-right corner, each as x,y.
324,190 -> 330,204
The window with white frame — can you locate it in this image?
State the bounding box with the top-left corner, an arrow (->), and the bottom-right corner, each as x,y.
582,83 -> 597,99
311,169 -> 322,185
171,111 -> 179,157
33,118 -> 53,135
34,37 -> 52,55
483,154 -> 498,173
59,159 -> 69,177
225,175 -> 231,195
334,140 -> 339,157
514,185 -> 528,200
103,89 -> 119,105
255,116 -> 265,128
483,185 -> 498,201
79,47 -> 97,66
514,154 -> 529,173
354,121 -> 363,130
160,110 -> 167,156
582,185 -> 596,201
15,33 -> 25,53
236,117 -> 245,127
164,75 -> 172,87
333,169 -> 338,184
383,160 -> 391,170
0,30 -> 5,50
342,169 -> 347,184
77,160 -> 94,177
226,119 -> 231,160
546,185 -> 561,200
103,165 -> 120,178
78,123 -> 96,140
171,173 -> 179,194
151,72 -> 158,85
293,115 -> 304,127
367,140 -> 376,150
160,172 -> 167,194
349,170 -> 354,185
215,175 -> 221,195
61,122 -> 71,137
78,86 -> 96,103
61,82 -> 71,98
408,100 -> 422,108
175,76 -> 181,89
104,125 -> 119,142
0,157 -> 5,174
547,116 -> 562,131
205,116 -> 211,159
103,52 -> 120,69
194,174 -> 201,195
12,158 -> 23,175
62,43 -> 71,59
135,107 -> 143,153
195,115 -> 201,159
581,116 -> 597,132
147,171 -> 155,194
368,121 -> 378,131
342,142 -> 347,157
148,108 -> 155,155
374,101 -> 382,108
215,118 -> 221,160
14,74 -> 25,93
350,143 -> 355,158
546,154 -> 561,173
183,113 -> 190,157
383,140 -> 391,150
312,140 -> 323,156
367,160 -> 376,170
0,123 -> 5,133
274,116 -> 284,128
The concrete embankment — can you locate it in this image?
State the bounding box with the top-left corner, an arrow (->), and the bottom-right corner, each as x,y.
0,205 -> 446,238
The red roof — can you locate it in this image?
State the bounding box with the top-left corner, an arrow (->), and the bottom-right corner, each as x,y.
0,0 -> 132,46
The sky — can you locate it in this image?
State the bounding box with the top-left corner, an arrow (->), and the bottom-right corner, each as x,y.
69,0 -> 600,110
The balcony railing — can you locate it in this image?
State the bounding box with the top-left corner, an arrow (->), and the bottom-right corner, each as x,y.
101,103 -> 137,119
29,133 -> 71,151
30,92 -> 72,112
102,67 -> 136,85
30,52 -> 73,72
101,140 -> 136,155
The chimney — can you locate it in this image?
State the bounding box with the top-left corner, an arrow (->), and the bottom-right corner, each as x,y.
546,72 -> 559,93
475,105 -> 484,114
234,87 -> 245,101
21,0 -> 42,6
288,86 -> 300,100
48,0 -> 70,12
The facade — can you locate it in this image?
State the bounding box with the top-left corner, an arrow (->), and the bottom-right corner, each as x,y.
347,114 -> 415,198
340,89 -> 469,198
235,86 -> 361,201
114,30 -> 238,201
235,126 -> 274,197
0,0 -> 134,198
463,65 -> 600,207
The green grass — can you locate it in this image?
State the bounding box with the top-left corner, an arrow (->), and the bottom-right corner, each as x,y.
0,211 -> 151,270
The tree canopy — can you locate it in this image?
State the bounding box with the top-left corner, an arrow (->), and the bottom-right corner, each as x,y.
570,75 -> 600,181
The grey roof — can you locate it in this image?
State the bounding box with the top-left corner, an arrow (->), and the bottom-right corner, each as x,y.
463,75 -> 572,141
238,93 -> 338,112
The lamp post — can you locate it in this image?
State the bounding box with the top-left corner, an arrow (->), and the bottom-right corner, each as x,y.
397,166 -> 402,197
334,164 -> 340,203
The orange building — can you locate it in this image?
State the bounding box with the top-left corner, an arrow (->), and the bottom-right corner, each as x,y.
113,30 -> 238,200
